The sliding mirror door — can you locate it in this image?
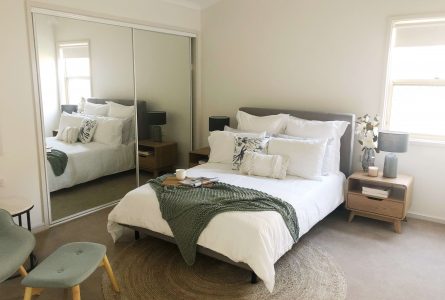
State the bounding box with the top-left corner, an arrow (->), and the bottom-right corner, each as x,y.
133,29 -> 192,183
33,13 -> 137,223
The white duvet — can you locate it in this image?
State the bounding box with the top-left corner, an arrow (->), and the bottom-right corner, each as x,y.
46,137 -> 135,192
107,163 -> 345,292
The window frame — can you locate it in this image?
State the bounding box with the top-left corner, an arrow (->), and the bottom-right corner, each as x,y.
382,16 -> 445,142
56,40 -> 93,105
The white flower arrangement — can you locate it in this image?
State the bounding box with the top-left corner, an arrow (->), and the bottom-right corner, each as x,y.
356,114 -> 380,152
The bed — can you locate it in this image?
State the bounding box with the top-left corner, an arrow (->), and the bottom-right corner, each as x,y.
107,107 -> 355,292
47,99 -> 148,192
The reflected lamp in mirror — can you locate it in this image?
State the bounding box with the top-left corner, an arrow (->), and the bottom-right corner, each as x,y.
147,111 -> 167,143
378,131 -> 409,178
209,116 -> 230,131
61,104 -> 78,114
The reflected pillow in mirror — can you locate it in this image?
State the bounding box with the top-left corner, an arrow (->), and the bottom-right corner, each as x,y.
58,126 -> 80,144
239,151 -> 289,179
56,113 -> 83,140
84,102 -> 109,116
107,101 -> 135,119
79,118 -> 98,144
93,117 -> 123,146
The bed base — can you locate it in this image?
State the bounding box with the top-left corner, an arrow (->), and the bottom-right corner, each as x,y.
121,224 -> 259,284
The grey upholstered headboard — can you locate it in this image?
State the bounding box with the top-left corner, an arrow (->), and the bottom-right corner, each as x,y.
239,107 -> 355,177
87,98 -> 149,140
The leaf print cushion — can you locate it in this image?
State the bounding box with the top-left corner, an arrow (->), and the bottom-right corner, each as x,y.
79,118 -> 98,144
232,136 -> 268,170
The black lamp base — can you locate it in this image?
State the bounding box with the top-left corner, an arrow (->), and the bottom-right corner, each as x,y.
151,125 -> 162,143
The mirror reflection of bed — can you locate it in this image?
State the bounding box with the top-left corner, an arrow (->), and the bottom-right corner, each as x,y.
34,13 -> 138,222
46,99 -> 141,221
33,11 -> 194,223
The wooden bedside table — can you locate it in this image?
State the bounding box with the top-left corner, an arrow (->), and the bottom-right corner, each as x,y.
138,140 -> 177,177
189,147 -> 210,168
346,171 -> 413,233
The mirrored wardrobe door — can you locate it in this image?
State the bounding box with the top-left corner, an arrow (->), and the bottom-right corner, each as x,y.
133,29 -> 192,183
32,13 -> 137,223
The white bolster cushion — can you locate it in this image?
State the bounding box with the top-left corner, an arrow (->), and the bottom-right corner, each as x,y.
239,151 -> 289,179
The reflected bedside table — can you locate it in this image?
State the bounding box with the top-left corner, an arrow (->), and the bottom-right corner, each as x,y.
346,171 -> 414,233
189,147 -> 210,168
138,140 -> 177,177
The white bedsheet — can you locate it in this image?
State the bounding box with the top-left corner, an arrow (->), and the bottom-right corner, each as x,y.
107,163 -> 345,292
46,137 -> 135,192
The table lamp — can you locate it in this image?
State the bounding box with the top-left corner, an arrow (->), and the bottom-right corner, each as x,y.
378,131 -> 409,178
209,116 -> 230,131
147,111 -> 167,142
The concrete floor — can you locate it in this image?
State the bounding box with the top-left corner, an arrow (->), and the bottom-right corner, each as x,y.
1,206 -> 444,300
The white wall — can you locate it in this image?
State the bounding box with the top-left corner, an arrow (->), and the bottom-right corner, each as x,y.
0,0 -> 200,230
201,0 -> 445,222
34,15 -> 60,137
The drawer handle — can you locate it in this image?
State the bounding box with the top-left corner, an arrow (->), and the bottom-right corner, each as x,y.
365,196 -> 384,201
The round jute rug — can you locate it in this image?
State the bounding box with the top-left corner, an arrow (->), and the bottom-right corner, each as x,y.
102,237 -> 347,300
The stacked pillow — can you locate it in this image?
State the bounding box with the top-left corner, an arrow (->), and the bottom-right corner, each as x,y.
55,101 -> 135,146
206,110 -> 349,181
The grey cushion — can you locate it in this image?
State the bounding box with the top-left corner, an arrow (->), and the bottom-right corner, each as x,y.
22,242 -> 106,288
0,209 -> 36,283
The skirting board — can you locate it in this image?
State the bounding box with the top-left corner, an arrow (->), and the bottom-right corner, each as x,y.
407,212 -> 445,225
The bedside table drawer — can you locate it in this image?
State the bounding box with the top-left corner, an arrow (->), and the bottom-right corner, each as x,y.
139,156 -> 156,170
347,193 -> 403,219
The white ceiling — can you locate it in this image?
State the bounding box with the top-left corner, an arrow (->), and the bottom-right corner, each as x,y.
161,0 -> 221,10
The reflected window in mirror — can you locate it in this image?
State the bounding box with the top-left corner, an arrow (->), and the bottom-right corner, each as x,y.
57,41 -> 92,105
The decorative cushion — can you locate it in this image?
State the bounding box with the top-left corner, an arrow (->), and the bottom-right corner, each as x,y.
232,136 -> 268,170
55,113 -> 83,140
79,118 -> 98,144
208,131 -> 267,164
239,151 -> 289,179
59,127 -> 80,144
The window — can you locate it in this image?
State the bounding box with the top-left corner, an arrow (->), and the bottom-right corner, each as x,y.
57,42 -> 91,105
384,19 -> 445,141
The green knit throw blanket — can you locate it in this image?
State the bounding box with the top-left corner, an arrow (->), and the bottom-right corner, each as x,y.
148,175 -> 299,265
47,149 -> 68,176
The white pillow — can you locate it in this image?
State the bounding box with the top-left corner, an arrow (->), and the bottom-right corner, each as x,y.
56,113 -> 83,140
277,134 -> 333,176
239,151 -> 289,179
208,130 -> 267,164
93,117 -> 123,146
58,127 -> 80,144
268,137 -> 327,180
284,116 -> 348,173
84,102 -> 109,116
106,101 -> 135,119
236,111 -> 289,135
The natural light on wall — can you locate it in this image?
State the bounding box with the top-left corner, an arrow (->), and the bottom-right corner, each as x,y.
385,19 -> 445,140
58,42 -> 91,105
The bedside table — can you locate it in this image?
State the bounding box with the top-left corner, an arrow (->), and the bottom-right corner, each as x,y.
138,140 -> 177,177
346,171 -> 413,233
189,147 -> 210,168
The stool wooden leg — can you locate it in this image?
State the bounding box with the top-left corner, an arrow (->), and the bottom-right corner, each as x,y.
102,255 -> 120,292
72,285 -> 81,300
23,287 -> 33,300
18,265 -> 28,277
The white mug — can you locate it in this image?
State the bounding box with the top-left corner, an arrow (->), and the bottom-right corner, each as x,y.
176,169 -> 187,180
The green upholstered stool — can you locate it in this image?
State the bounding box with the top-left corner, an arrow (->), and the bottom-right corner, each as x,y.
21,242 -> 119,300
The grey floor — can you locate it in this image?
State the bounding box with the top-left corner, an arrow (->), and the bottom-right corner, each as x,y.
1,207 -> 444,300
